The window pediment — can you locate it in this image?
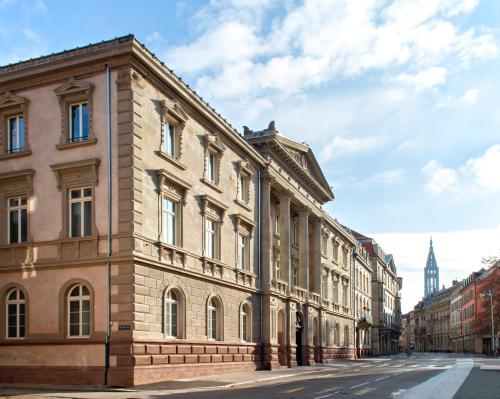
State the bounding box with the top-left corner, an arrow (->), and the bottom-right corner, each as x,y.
0,91 -> 29,110
160,98 -> 188,126
50,158 -> 100,190
54,78 -> 93,97
204,133 -> 226,153
200,194 -> 228,223
156,169 -> 191,204
0,169 -> 34,195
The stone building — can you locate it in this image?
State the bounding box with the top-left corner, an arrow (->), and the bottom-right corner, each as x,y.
351,232 -> 403,355
353,243 -> 373,357
0,35 -> 360,386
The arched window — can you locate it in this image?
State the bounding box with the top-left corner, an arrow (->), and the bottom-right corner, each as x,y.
6,288 -> 25,338
67,284 -> 90,337
207,297 -> 222,340
165,289 -> 179,338
344,325 -> 349,347
240,303 -> 252,342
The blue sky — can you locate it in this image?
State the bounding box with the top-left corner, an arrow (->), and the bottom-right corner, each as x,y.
1,0 -> 499,311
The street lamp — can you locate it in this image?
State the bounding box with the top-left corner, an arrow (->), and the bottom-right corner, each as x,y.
480,289 -> 495,356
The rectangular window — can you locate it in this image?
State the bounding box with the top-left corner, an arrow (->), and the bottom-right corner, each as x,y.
275,214 -> 280,235
292,223 -> 298,246
7,196 -> 27,244
274,255 -> 280,279
205,219 -> 216,258
206,152 -> 216,182
69,187 -> 92,237
237,174 -> 248,202
237,233 -> 247,269
162,198 -> 177,245
8,116 -> 25,153
292,266 -> 298,286
69,103 -> 89,142
321,234 -> 327,255
163,121 -> 175,156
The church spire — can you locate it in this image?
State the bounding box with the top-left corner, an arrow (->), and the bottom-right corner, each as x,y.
424,236 -> 439,297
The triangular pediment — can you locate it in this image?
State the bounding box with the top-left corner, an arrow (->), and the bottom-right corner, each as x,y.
54,78 -> 93,96
160,98 -> 188,124
0,91 -> 29,110
274,135 -> 333,200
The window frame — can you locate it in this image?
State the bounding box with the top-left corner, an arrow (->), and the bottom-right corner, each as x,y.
7,115 -> 25,154
54,78 -> 96,150
157,98 -> 188,169
207,295 -> 223,341
50,158 -> 100,239
205,217 -> 218,259
0,91 -> 30,159
201,194 -> 227,262
5,287 -> 26,339
68,102 -> 89,142
68,187 -> 93,238
66,283 -> 91,338
240,302 -> 252,342
202,134 -> 225,190
7,195 -> 27,244
164,287 -> 185,339
162,197 -> 178,246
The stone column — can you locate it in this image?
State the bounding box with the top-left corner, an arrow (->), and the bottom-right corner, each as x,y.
279,190 -> 292,285
310,216 -> 322,295
298,207 -> 310,290
261,171 -> 279,369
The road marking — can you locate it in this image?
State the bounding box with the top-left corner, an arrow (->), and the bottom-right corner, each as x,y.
391,389 -> 407,397
281,387 -> 304,394
374,376 -> 390,381
350,381 -> 371,389
313,392 -> 336,399
316,387 -> 337,393
354,387 -> 376,396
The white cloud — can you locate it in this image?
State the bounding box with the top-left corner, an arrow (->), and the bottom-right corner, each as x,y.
422,144 -> 500,196
357,168 -> 407,189
373,224 -> 500,313
395,67 -> 448,91
422,160 -> 458,195
321,134 -> 379,160
461,88 -> 479,103
161,0 -> 496,103
464,144 -> 500,190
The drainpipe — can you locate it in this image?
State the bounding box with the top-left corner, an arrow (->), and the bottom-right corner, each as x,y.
104,64 -> 112,386
257,169 -> 263,347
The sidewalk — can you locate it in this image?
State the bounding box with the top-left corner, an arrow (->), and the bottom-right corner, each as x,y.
0,366 -> 325,398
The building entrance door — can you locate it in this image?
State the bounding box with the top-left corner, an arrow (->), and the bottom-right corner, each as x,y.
296,313 -> 304,366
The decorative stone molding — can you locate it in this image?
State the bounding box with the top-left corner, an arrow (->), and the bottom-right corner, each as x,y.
0,169 -> 35,245
54,78 -> 96,148
0,91 -> 31,158
49,158 -> 100,238
156,169 -> 191,205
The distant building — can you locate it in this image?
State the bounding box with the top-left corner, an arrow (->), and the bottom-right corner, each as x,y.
351,231 -> 403,355
424,238 -> 439,297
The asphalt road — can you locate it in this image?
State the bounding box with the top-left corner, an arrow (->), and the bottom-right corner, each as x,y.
2,354 -> 499,399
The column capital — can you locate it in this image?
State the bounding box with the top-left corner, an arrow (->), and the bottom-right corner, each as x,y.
278,189 -> 294,201
310,214 -> 323,227
261,170 -> 275,189
297,205 -> 311,217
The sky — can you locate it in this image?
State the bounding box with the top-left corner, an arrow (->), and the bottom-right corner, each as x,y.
1,0 -> 499,312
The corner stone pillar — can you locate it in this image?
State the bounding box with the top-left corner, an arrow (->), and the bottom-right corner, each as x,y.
298,207 -> 310,290
310,216 -> 322,294
261,171 -> 279,369
279,191 -> 292,285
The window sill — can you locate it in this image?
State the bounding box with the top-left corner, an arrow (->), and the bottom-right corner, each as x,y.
201,178 -> 223,193
234,199 -> 252,212
155,150 -> 187,170
0,150 -> 32,160
56,138 -> 97,151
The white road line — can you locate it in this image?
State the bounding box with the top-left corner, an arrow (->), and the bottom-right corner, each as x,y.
350,381 -> 371,389
313,393 -> 336,399
374,376 -> 390,381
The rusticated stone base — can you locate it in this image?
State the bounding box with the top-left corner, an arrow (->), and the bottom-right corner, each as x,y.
286,344 -> 297,367
302,345 -> 316,366
262,343 -> 280,370
321,346 -> 356,362
0,366 -> 105,385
